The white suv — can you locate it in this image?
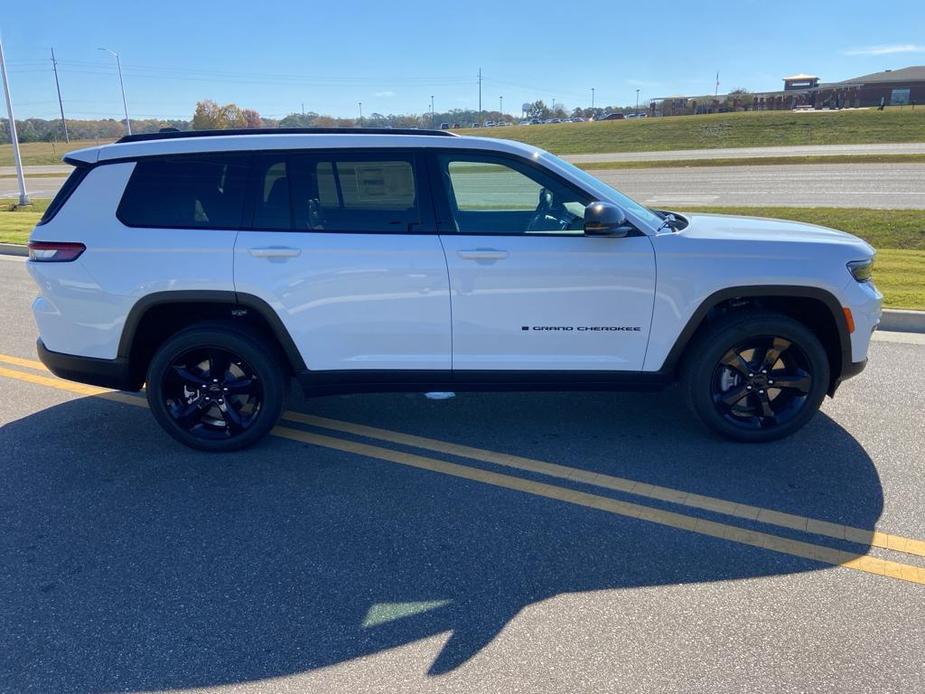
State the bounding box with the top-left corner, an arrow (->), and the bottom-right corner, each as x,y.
27,128 -> 881,450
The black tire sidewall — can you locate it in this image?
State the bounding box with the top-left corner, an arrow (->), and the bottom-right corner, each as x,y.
683,313 -> 830,443
146,325 -> 287,452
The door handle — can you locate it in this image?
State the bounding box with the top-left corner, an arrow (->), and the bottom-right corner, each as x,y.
248,246 -> 302,259
457,248 -> 509,261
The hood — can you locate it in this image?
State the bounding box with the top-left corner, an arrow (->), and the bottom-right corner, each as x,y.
677,213 -> 874,253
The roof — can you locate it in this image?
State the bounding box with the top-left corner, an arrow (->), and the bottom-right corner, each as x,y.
835,65 -> 925,85
63,133 -> 543,166
116,126 -> 456,144
783,73 -> 819,80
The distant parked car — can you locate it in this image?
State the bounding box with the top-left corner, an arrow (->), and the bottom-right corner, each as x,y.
600,113 -> 625,120
440,122 -> 450,130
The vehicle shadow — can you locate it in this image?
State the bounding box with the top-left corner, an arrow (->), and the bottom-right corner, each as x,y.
0,386 -> 882,693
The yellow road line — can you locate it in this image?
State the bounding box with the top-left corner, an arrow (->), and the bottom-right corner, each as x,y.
0,363 -> 923,586
2,351 -> 924,561
281,411 -> 925,560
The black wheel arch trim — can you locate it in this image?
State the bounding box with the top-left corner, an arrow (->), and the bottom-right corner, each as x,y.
117,290 -> 308,374
659,285 -> 852,387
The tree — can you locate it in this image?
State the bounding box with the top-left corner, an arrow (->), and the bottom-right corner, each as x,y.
724,88 -> 751,111
191,100 -> 260,129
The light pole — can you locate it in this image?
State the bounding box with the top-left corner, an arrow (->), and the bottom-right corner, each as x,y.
0,35 -> 29,205
499,95 -> 503,117
358,101 -> 363,126
591,87 -> 595,109
98,48 -> 130,135
430,95 -> 435,128
635,88 -> 640,115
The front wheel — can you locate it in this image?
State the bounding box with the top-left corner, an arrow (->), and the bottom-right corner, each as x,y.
682,313 -> 830,442
146,324 -> 287,451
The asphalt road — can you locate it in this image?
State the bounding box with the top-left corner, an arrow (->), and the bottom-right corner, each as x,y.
1,254 -> 924,694
562,142 -> 925,163
6,162 -> 925,209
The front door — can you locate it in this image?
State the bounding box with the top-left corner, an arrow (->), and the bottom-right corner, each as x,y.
432,151 -> 656,372
234,150 -> 451,372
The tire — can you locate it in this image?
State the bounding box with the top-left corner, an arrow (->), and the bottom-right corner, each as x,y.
682,312 -> 830,443
145,323 -> 287,452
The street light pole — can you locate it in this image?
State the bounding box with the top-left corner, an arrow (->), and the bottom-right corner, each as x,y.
431,95 -> 435,128
98,48 -> 131,135
636,88 -> 640,115
499,95 -> 503,118
358,101 -> 363,126
0,34 -> 29,206
591,87 -> 595,109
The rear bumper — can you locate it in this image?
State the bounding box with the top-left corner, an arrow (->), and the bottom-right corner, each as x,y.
37,339 -> 140,391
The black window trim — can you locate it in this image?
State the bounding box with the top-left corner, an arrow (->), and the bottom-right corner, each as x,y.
424,148 -> 644,238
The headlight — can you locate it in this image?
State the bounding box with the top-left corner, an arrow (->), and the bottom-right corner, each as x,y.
847,258 -> 874,283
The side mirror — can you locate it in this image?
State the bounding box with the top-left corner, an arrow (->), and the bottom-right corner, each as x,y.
584,201 -> 629,237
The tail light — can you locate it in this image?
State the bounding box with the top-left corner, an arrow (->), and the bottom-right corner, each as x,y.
27,241 -> 86,262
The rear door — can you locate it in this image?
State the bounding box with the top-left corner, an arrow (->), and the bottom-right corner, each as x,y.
431,150 -> 656,372
233,150 -> 451,372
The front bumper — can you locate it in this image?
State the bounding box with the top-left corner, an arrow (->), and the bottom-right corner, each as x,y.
830,357 -> 867,395
37,339 -> 140,391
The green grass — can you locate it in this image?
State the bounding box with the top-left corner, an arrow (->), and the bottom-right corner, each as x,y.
456,109 -> 925,154
578,153 -> 925,170
676,207 -> 925,251
2,199 -> 922,309
0,139 -> 108,167
678,206 -> 925,309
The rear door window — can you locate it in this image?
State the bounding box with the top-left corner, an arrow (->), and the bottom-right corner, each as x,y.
287,152 -> 429,233
117,153 -> 250,229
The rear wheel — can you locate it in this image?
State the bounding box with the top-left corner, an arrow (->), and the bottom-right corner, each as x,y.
146,325 -> 286,451
682,313 -> 830,442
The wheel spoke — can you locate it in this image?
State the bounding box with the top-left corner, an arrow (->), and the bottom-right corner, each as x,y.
756,390 -> 775,418
720,384 -> 750,406
171,365 -> 208,387
171,400 -> 206,429
221,401 -> 246,433
224,377 -> 256,395
208,350 -> 231,382
771,370 -> 811,394
756,337 -> 791,372
720,350 -> 752,377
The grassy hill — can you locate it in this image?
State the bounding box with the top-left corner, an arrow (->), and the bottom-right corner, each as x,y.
454,108 -> 925,154
0,139 -> 109,168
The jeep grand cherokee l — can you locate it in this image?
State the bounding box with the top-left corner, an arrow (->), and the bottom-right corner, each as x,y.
27,128 -> 881,450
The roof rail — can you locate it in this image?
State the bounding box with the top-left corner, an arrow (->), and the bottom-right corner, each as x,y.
116,127 -> 458,144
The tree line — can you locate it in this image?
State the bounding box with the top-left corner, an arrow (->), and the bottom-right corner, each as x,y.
1,97 -> 656,143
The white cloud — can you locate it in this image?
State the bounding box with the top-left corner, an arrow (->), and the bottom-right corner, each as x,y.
843,43 -> 925,56
374,90 -> 396,97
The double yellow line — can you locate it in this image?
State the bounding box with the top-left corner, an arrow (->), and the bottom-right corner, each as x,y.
1,352 -> 924,586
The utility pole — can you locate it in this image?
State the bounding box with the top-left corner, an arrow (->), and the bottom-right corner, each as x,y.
0,35 -> 29,206
635,88 -> 640,115
591,87 -> 595,109
98,48 -> 131,135
477,67 -> 482,125
430,95 -> 435,128
50,48 -> 69,143
358,101 -> 363,126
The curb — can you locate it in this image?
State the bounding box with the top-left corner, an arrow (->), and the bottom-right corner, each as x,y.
879,309 -> 925,334
0,243 -> 27,257
0,242 -> 922,333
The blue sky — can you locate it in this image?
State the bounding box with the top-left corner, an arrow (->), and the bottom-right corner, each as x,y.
3,0 -> 925,121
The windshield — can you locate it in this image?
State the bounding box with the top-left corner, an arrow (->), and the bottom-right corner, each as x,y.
539,152 -> 664,229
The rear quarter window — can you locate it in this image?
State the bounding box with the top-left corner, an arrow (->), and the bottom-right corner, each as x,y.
117,153 -> 250,229
37,165 -> 91,225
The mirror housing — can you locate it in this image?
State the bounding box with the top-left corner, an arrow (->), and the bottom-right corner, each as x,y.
584,202 -> 629,237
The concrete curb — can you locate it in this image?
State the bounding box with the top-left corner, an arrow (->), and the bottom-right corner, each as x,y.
0,242 -> 27,257
0,242 -> 922,332
879,309 -> 925,334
